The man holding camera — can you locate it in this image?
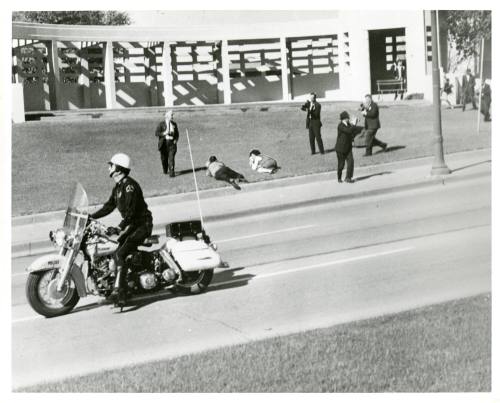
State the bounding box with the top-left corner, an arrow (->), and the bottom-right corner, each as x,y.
360,94 -> 387,156
300,92 -> 325,155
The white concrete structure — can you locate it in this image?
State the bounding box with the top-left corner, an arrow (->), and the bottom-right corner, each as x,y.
12,10 -> 439,115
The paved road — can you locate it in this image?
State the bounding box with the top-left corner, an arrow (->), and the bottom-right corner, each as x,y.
12,176 -> 491,388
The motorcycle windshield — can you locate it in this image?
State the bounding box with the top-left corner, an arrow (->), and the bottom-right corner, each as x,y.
62,182 -> 89,251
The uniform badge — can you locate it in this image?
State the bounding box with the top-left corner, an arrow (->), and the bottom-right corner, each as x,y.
126,185 -> 134,193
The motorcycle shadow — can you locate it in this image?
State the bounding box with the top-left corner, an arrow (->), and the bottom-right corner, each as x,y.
210,266 -> 255,292
68,267 -> 255,315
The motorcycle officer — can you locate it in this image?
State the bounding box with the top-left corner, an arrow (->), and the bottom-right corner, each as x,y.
90,153 -> 153,305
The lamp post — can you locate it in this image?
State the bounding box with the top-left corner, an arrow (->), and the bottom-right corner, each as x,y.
430,10 -> 451,176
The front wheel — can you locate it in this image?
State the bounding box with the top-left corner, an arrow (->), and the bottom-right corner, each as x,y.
174,269 -> 214,295
26,270 -> 80,318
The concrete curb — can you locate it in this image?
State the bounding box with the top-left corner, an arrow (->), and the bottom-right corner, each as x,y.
11,167 -> 488,258
11,148 -> 490,227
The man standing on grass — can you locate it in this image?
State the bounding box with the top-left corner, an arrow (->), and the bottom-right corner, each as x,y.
155,110 -> 179,177
360,94 -> 387,157
335,111 -> 363,183
300,92 -> 325,155
461,69 -> 478,111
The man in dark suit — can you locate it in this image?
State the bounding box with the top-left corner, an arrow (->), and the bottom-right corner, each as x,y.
335,111 -> 363,183
481,79 -> 491,122
360,94 -> 387,156
461,69 -> 478,111
155,110 -> 179,177
300,92 -> 325,155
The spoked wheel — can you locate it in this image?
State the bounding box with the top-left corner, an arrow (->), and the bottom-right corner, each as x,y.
26,269 -> 80,318
174,269 -> 214,295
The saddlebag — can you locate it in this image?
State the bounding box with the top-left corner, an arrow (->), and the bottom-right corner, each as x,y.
166,239 -> 221,271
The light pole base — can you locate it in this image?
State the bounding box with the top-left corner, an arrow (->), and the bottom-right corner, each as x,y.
430,165 -> 451,176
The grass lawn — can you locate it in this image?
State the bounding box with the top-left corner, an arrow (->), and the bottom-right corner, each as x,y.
19,293 -> 490,392
12,101 -> 491,215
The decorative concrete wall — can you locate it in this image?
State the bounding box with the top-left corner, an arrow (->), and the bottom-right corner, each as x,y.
12,11 -> 433,115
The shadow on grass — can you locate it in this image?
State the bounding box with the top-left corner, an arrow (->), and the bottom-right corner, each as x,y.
451,159 -> 491,173
375,145 -> 406,154
354,171 -> 392,182
175,166 -> 207,176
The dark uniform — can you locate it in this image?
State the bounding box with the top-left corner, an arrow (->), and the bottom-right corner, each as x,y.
90,176 -> 153,276
155,119 -> 179,176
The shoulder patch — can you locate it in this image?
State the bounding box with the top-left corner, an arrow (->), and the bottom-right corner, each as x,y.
126,185 -> 134,193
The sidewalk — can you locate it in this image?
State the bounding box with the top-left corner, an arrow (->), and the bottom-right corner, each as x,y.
12,149 -> 491,258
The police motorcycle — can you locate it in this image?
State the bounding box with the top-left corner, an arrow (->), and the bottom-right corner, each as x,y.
26,182 -> 221,317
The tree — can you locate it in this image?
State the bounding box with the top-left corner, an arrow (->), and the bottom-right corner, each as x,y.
445,10 -> 491,62
12,11 -> 130,25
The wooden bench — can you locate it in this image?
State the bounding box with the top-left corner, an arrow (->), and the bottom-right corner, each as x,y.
376,79 -> 406,100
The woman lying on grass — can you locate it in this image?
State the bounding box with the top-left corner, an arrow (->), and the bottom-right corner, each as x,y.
206,156 -> 248,190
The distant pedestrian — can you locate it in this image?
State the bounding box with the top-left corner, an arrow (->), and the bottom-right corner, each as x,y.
300,92 -> 325,155
335,111 -> 363,183
248,149 -> 278,174
155,110 -> 179,177
481,79 -> 491,122
391,59 -> 406,100
461,69 -> 478,111
441,76 -> 454,109
206,156 -> 248,190
360,94 -> 387,156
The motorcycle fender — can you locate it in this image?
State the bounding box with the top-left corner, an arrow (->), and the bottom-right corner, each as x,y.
27,254 -> 87,298
27,254 -> 64,273
70,264 -> 87,298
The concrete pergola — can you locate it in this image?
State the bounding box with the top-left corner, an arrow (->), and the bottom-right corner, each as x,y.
12,19 -> 341,110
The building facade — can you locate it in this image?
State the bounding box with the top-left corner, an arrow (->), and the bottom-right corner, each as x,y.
12,10 -> 455,118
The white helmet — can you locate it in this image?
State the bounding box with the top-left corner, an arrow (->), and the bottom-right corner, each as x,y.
109,153 -> 131,170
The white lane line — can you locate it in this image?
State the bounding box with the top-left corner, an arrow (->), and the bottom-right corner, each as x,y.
214,247 -> 413,287
216,224 -> 317,243
12,246 -> 412,324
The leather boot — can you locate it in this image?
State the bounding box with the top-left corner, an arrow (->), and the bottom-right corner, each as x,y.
111,266 -> 127,306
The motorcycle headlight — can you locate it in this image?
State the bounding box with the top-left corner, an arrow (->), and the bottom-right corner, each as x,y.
52,229 -> 67,247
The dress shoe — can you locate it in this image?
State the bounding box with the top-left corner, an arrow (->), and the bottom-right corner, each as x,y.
169,173 -> 175,178
338,179 -> 343,183
382,143 -> 388,151
345,178 -> 355,183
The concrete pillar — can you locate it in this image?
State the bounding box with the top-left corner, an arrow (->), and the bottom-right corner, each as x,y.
280,37 -> 291,101
103,41 -> 116,109
221,39 -> 231,104
12,83 -> 25,123
79,47 -> 91,108
47,40 -> 63,110
161,42 -> 174,107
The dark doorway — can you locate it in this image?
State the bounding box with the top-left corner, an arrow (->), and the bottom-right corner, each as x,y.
368,28 -> 406,95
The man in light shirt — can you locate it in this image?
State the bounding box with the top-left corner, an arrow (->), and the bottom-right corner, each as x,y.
155,110 -> 179,177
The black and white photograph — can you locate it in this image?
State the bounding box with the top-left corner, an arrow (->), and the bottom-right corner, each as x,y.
3,3 -> 497,400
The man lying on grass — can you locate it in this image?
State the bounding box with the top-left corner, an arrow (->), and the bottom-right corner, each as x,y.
206,156 -> 248,190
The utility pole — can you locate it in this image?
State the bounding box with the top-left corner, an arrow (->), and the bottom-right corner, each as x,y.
430,10 -> 451,176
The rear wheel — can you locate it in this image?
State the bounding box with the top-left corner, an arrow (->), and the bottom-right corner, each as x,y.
26,270 -> 80,318
174,269 -> 213,294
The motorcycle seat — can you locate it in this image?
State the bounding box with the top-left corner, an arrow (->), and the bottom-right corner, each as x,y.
141,235 -> 159,247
